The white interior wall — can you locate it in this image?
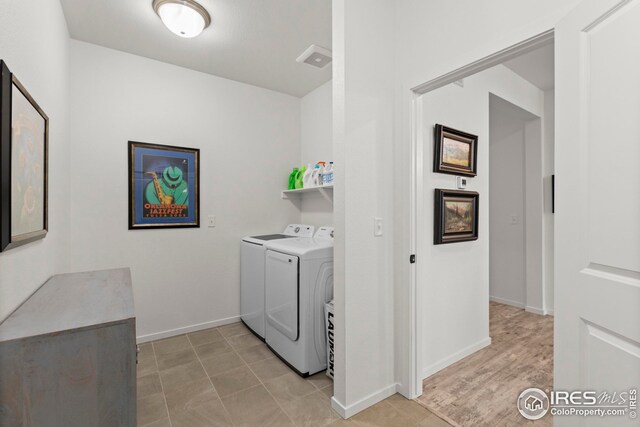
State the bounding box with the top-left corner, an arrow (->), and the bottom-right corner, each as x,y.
300,80 -> 333,227
523,118 -> 545,314
489,119 -> 526,307
543,89 -> 555,314
0,2 -> 71,322
489,96 -> 544,311
420,65 -> 544,379
68,40 -> 302,341
392,0 -> 578,397
332,0 -> 396,417
301,80 -> 333,165
420,79 -> 491,378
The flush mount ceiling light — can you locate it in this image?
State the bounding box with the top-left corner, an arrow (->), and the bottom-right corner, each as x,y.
152,0 -> 211,38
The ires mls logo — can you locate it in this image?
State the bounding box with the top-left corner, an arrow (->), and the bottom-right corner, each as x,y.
518,387 -> 638,420
518,388 -> 550,420
551,390 -> 598,405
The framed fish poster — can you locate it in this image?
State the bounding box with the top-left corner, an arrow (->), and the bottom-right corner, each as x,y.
0,60 -> 49,252
128,141 -> 200,229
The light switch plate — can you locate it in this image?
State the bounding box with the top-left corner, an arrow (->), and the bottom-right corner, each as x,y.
208,215 -> 216,227
374,217 -> 383,236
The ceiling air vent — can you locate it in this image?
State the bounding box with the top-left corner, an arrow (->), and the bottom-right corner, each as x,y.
296,45 -> 332,69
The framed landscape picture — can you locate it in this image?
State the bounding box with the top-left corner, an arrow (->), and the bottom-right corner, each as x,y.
128,141 -> 200,229
433,124 -> 478,177
0,61 -> 49,252
434,189 -> 479,244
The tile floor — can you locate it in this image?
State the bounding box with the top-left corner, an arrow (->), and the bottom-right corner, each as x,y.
138,321 -> 452,427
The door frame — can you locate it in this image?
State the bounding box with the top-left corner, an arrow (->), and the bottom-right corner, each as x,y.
408,29 -> 554,398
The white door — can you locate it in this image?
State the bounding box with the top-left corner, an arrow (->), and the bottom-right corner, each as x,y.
555,1 -> 640,426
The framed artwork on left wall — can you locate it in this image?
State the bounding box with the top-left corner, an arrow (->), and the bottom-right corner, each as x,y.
0,60 -> 49,252
128,141 -> 200,229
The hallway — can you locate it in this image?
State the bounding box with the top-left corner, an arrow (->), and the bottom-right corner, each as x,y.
417,302 -> 553,427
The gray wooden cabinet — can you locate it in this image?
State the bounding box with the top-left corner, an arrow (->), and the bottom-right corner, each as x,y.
0,268 -> 136,427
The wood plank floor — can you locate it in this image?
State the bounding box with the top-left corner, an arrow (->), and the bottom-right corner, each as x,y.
416,302 -> 554,427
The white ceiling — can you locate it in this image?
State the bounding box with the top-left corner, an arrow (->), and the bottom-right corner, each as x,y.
503,43 -> 554,91
59,0 -> 332,97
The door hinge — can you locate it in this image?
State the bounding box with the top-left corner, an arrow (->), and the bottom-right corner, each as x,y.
410,254 -> 416,264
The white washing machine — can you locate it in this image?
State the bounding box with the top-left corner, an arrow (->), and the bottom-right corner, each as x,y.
240,224 -> 314,339
264,226 -> 334,376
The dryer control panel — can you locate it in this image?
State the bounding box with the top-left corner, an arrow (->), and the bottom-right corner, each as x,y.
315,226 -> 334,240
284,224 -> 315,237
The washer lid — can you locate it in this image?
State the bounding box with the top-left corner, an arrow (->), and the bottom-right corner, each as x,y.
264,237 -> 333,259
243,224 -> 315,245
243,235 -> 292,245
249,234 -> 295,241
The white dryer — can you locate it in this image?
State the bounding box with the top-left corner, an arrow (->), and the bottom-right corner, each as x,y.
264,226 -> 334,376
241,224 -> 314,339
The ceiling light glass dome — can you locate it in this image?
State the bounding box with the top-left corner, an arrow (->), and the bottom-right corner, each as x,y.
152,0 -> 211,38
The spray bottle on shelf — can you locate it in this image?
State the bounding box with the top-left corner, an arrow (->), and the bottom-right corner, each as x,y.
323,161 -> 334,185
316,162 -> 326,186
294,165 -> 306,189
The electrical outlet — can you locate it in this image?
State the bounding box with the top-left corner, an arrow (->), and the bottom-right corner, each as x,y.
374,217 -> 383,236
208,215 -> 216,228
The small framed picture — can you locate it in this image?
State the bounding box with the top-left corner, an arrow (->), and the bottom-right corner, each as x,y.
0,61 -> 49,252
433,124 -> 478,177
128,141 -> 200,229
434,189 -> 479,244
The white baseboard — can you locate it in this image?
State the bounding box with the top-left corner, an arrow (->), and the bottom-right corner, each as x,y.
422,337 -> 492,380
331,383 -> 398,419
491,296 -> 549,316
136,315 -> 241,343
490,295 -> 524,308
545,308 -> 554,316
525,305 -> 545,316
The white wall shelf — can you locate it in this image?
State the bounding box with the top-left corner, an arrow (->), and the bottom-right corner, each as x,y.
281,185 -> 333,204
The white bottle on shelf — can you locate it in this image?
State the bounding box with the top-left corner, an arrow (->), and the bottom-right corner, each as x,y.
323,162 -> 334,186
302,163 -> 314,188
311,164 -> 323,187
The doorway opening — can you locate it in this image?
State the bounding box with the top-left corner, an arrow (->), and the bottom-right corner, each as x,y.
411,35 -> 555,426
489,94 -> 550,314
